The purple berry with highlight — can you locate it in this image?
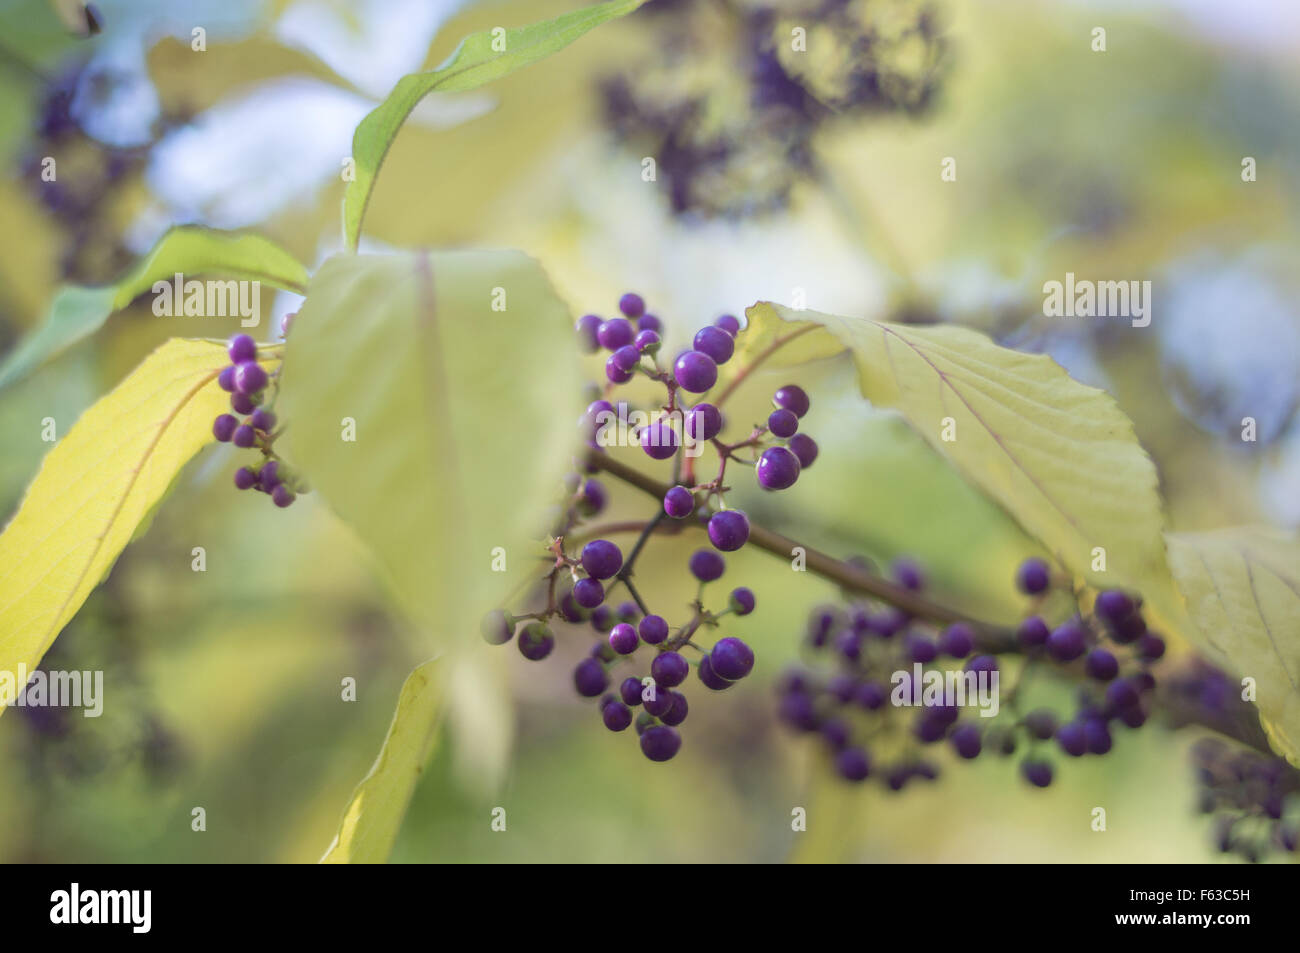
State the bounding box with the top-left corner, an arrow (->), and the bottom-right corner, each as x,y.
693,326 -> 734,365
756,446 -> 800,490
673,350 -> 717,393
707,510 -> 750,552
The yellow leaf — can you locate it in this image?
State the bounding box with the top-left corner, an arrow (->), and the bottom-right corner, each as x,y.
0,339 -> 237,712
744,302 -> 1177,610
321,658 -> 444,864
1167,528 -> 1300,767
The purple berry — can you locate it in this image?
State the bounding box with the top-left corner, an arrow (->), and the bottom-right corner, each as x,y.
714,314 -> 741,336
966,654 -> 998,675
729,587 -> 755,615
951,724 -> 982,759
597,317 -> 635,350
640,725 -> 681,762
259,460 -> 281,491
1137,633 -> 1166,660
673,350 -> 718,393
591,609 -> 613,636
1095,589 -> 1135,624
575,314 -> 602,351
232,424 -> 257,448
892,558 -> 926,591
1024,709 -> 1057,740
618,292 -> 645,319
637,313 -> 662,333
212,414 -> 238,442
605,354 -> 634,384
1047,619 -> 1087,661
660,690 -> 689,726
939,622 -> 974,658
651,651 -> 688,687
835,746 -> 871,781
1016,557 -> 1052,594
756,446 -> 800,490
231,392 -> 255,415
1017,615 -> 1050,648
1057,722 -> 1087,757
685,403 -> 722,442
271,485 -> 295,508
227,333 -> 257,364
707,510 -> 750,552
620,677 -> 643,706
217,366 -> 236,392
907,635 -> 938,663
772,384 -> 810,418
1105,677 -> 1140,713
640,421 -> 679,460
698,655 -> 732,690
689,548 -> 725,582
609,623 -> 638,655
638,615 -> 670,645
633,329 -> 660,352
249,407 -> 276,432
518,623 -> 555,660
709,637 -> 754,680
573,658 -> 609,697
602,700 -> 633,731
663,485 -> 694,519
612,345 -> 641,372
1084,718 -> 1112,754
788,433 -> 818,468
693,326 -> 734,365
1084,648 -> 1119,681
643,684 -> 674,717
855,681 -> 886,710
1021,760 -> 1053,787
767,408 -> 798,438
821,718 -> 851,749
1112,612 -> 1147,644
233,361 -> 267,395
581,540 -> 624,580
233,466 -> 257,490
573,577 -> 605,609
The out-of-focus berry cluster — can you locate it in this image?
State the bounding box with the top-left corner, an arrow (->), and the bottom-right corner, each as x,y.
601,0 -> 947,217
777,557 -> 1165,790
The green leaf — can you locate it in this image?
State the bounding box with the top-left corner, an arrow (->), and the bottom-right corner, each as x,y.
0,338 -> 236,713
743,302 -> 1176,605
0,227 -> 309,391
321,657 -> 445,864
343,0 -> 647,250
277,250 -> 578,638
1167,528 -> 1300,767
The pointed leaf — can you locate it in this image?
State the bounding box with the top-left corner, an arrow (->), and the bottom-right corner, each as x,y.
0,227 -> 308,391
744,302 -> 1175,605
0,339 -> 241,712
277,250 -> 577,638
321,658 -> 444,864
343,0 -> 647,250
1167,528 -> 1300,766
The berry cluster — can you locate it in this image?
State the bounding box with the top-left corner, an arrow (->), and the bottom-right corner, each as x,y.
482,537 -> 757,763
600,0 -> 947,217
210,333 -> 305,508
776,557 -> 1165,791
1191,736 -> 1298,862
580,293 -> 819,557
484,292 -> 802,762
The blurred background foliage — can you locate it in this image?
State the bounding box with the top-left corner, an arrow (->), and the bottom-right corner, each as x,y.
0,0 -> 1296,862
